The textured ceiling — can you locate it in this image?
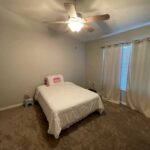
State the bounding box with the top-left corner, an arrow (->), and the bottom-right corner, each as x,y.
0,0 -> 150,41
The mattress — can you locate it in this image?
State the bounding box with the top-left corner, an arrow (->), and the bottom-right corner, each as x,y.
35,82 -> 104,138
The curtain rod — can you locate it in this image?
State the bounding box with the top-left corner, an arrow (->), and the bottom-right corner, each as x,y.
101,37 -> 150,49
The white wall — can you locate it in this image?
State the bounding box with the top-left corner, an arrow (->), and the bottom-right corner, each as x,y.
85,25 -> 150,93
0,6 -> 85,108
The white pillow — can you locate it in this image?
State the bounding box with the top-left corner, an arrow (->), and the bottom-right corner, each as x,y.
46,74 -> 64,86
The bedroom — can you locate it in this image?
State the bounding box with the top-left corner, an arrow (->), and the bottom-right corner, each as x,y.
0,0 -> 150,149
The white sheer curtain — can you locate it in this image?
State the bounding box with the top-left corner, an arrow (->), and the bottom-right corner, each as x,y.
101,45 -> 121,104
127,39 -> 150,118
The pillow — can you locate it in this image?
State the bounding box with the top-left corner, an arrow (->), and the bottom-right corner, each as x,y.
46,74 -> 64,86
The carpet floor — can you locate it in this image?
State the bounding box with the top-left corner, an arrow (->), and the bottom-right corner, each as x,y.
0,101 -> 150,150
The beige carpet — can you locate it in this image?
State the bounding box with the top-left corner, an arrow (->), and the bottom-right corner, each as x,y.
0,101 -> 150,150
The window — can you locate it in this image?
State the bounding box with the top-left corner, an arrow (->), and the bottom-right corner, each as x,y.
120,44 -> 132,91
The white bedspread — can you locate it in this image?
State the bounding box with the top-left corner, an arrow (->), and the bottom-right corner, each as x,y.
35,82 -> 104,138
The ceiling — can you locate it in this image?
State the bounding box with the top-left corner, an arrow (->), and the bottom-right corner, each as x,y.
0,0 -> 150,41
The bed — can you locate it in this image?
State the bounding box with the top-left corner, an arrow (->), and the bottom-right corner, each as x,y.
35,82 -> 104,138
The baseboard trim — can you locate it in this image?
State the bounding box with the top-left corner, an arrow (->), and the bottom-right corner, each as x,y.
121,101 -> 127,106
0,103 -> 23,111
103,99 -> 120,104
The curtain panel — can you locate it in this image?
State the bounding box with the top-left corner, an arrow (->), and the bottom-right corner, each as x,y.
101,45 -> 121,104
127,40 -> 150,118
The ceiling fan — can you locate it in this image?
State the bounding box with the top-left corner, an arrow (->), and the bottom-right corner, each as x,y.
44,1 -> 110,32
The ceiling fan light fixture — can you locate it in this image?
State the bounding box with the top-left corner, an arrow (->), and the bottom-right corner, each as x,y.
68,17 -> 84,32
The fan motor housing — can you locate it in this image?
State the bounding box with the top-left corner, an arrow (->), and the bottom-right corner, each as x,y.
77,12 -> 82,18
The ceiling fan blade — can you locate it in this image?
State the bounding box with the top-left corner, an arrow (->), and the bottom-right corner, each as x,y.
85,14 -> 110,23
83,24 -> 95,32
64,3 -> 77,18
43,21 -> 68,24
